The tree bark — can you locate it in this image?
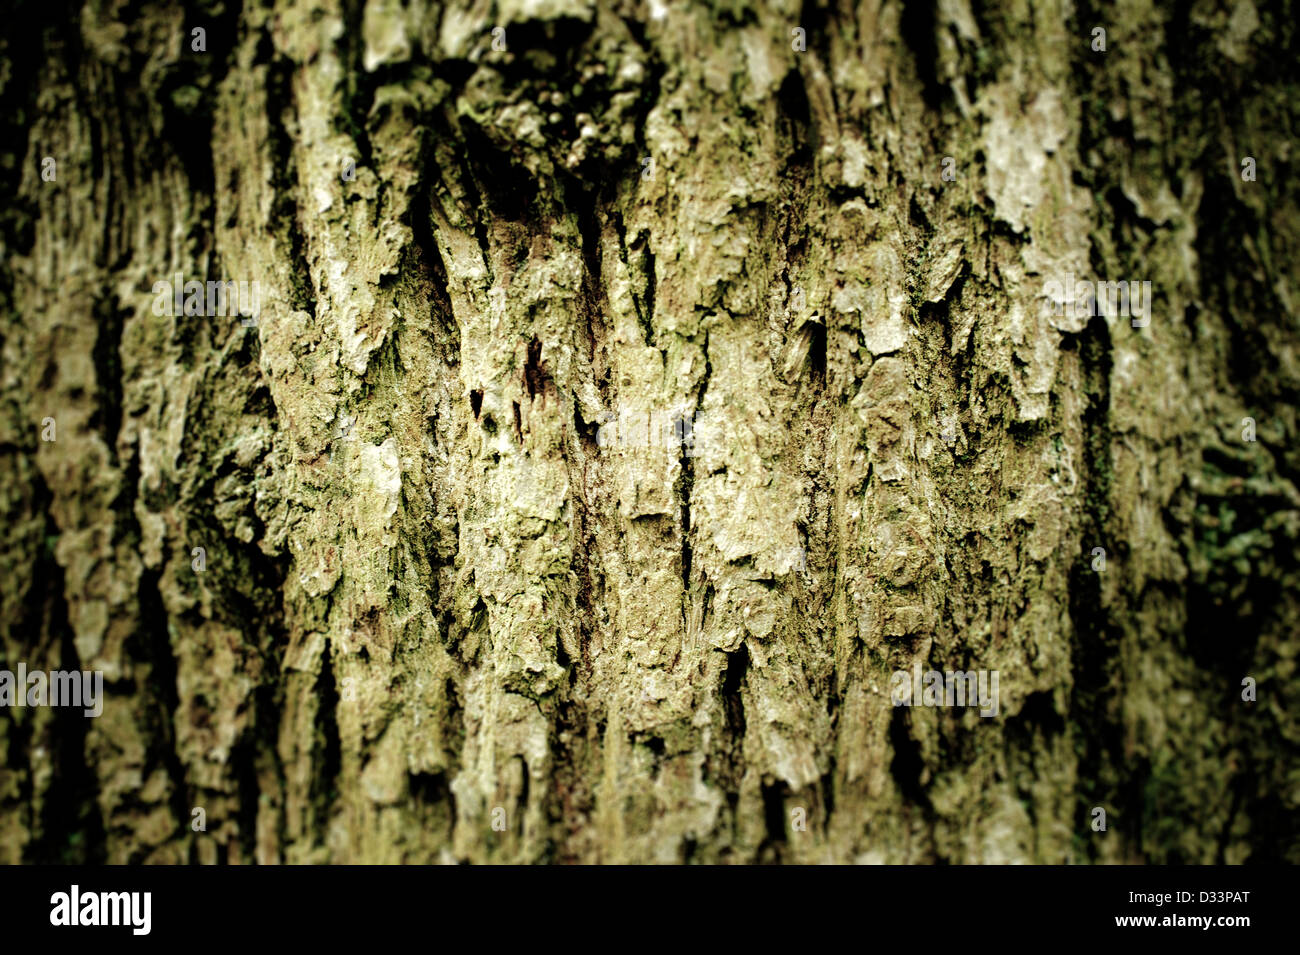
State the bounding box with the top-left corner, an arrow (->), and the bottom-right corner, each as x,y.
1,0 -> 1297,864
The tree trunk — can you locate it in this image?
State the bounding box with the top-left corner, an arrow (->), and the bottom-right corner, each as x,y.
1,0 -> 1296,864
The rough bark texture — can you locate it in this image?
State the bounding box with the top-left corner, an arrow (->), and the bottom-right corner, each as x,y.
1,0 -> 1297,864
